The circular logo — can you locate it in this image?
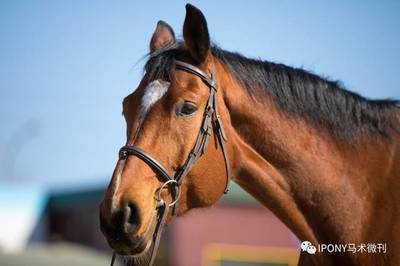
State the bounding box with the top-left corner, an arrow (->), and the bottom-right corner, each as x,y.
301,241 -> 317,254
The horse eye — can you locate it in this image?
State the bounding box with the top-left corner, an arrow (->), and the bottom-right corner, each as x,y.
177,102 -> 198,116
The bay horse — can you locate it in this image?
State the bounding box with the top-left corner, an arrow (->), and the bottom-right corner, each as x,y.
100,4 -> 400,266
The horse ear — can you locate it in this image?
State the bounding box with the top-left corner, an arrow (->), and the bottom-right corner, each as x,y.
150,20 -> 176,53
183,4 -> 210,63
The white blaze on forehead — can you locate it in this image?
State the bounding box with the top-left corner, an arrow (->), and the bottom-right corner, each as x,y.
130,79 -> 170,142
141,79 -> 170,113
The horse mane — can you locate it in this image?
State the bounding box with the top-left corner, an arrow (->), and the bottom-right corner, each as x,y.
144,43 -> 399,140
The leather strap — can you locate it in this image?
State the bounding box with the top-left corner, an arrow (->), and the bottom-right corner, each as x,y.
175,60 -> 230,193
148,201 -> 169,266
175,61 -> 215,88
110,252 -> 116,266
119,146 -> 174,182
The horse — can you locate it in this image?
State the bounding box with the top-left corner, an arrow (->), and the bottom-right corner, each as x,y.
100,4 -> 400,266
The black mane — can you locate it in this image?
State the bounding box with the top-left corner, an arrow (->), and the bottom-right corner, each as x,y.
145,44 -> 399,139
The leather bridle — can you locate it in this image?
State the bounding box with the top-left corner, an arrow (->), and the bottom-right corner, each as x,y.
111,60 -> 230,266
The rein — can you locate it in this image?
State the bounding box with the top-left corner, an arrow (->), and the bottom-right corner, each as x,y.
111,60 -> 230,266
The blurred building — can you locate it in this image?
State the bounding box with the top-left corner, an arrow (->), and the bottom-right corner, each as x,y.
32,183 -> 299,266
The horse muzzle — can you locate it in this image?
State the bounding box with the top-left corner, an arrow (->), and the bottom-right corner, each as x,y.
100,208 -> 158,256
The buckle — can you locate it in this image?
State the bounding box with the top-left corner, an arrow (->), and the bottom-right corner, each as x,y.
205,105 -> 214,117
119,150 -> 128,159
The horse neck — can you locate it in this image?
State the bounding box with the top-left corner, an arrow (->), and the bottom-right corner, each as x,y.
216,61 -> 398,264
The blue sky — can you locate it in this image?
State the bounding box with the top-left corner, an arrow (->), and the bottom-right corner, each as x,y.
1,1 -> 399,189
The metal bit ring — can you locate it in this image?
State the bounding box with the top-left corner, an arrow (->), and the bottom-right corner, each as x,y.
157,179 -> 181,207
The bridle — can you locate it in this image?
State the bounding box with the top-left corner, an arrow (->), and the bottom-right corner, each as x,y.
111,60 -> 231,266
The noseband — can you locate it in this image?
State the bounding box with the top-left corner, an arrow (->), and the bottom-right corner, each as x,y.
112,60 -> 230,266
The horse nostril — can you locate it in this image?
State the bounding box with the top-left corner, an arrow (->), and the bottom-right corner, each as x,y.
123,202 -> 140,234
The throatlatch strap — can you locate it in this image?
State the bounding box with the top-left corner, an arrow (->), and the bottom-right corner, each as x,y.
171,61 -> 230,214
174,61 -> 230,191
